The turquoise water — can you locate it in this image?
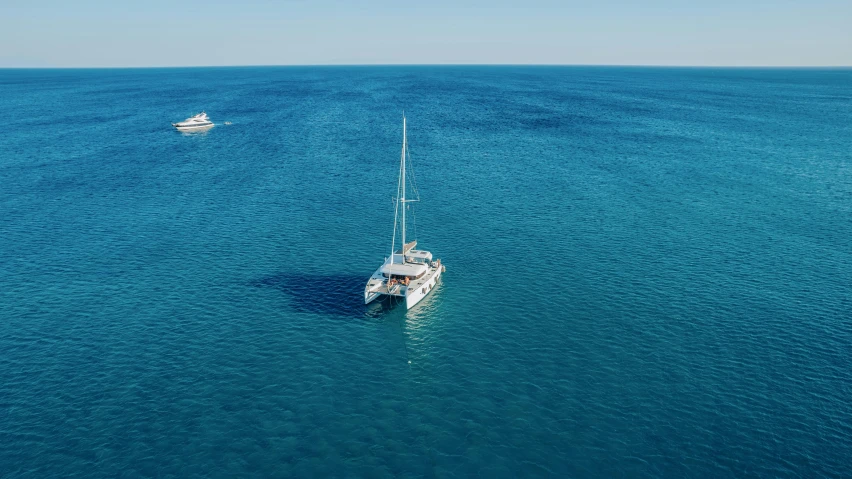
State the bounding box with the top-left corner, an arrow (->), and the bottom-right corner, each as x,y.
1,66 -> 851,477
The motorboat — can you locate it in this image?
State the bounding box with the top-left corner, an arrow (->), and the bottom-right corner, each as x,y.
364,116 -> 445,309
173,112 -> 214,131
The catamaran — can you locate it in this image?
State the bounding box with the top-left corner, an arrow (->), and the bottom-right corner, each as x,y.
364,116 -> 445,309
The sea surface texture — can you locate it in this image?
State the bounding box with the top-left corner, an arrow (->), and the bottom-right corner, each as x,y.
1,67 -> 851,477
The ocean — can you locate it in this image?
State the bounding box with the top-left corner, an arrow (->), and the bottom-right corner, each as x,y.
1,66 -> 850,477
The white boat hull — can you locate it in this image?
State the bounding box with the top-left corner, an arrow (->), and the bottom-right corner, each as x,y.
404,265 -> 442,309
174,123 -> 213,131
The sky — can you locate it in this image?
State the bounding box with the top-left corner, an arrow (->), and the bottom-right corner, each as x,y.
1,0 -> 850,67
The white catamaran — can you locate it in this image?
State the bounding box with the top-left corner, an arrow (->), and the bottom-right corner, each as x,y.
364,116 -> 445,309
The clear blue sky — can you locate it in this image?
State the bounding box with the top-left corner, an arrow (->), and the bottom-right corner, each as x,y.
1,0 -> 850,67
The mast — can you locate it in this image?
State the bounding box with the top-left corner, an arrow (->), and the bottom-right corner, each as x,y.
400,115 -> 406,261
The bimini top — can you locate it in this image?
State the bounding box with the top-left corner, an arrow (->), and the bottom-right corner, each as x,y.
406,250 -> 433,262
381,260 -> 428,277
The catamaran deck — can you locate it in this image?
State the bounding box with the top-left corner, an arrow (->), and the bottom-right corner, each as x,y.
366,261 -> 442,298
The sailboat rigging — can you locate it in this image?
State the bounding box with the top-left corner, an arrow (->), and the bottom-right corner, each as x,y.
364,115 -> 445,309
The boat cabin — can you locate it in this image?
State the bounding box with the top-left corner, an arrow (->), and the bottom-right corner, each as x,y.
405,249 -> 433,263
381,260 -> 427,279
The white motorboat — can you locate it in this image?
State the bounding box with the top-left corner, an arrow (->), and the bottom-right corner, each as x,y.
173,112 -> 214,131
364,116 -> 445,309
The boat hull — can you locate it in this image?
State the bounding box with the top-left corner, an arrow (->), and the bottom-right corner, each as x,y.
174,123 -> 214,131
364,291 -> 382,305
404,266 -> 442,309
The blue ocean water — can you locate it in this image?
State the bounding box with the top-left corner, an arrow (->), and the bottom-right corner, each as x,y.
1,66 -> 851,477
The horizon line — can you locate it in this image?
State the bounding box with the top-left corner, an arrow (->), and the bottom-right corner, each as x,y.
1,63 -> 851,70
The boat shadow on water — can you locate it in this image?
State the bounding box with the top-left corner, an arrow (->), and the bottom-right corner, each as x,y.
250,272 -> 402,319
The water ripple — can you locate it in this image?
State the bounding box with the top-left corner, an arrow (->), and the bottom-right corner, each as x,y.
1,66 -> 851,477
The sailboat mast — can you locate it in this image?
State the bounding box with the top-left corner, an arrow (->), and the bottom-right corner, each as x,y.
400,116 -> 406,260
